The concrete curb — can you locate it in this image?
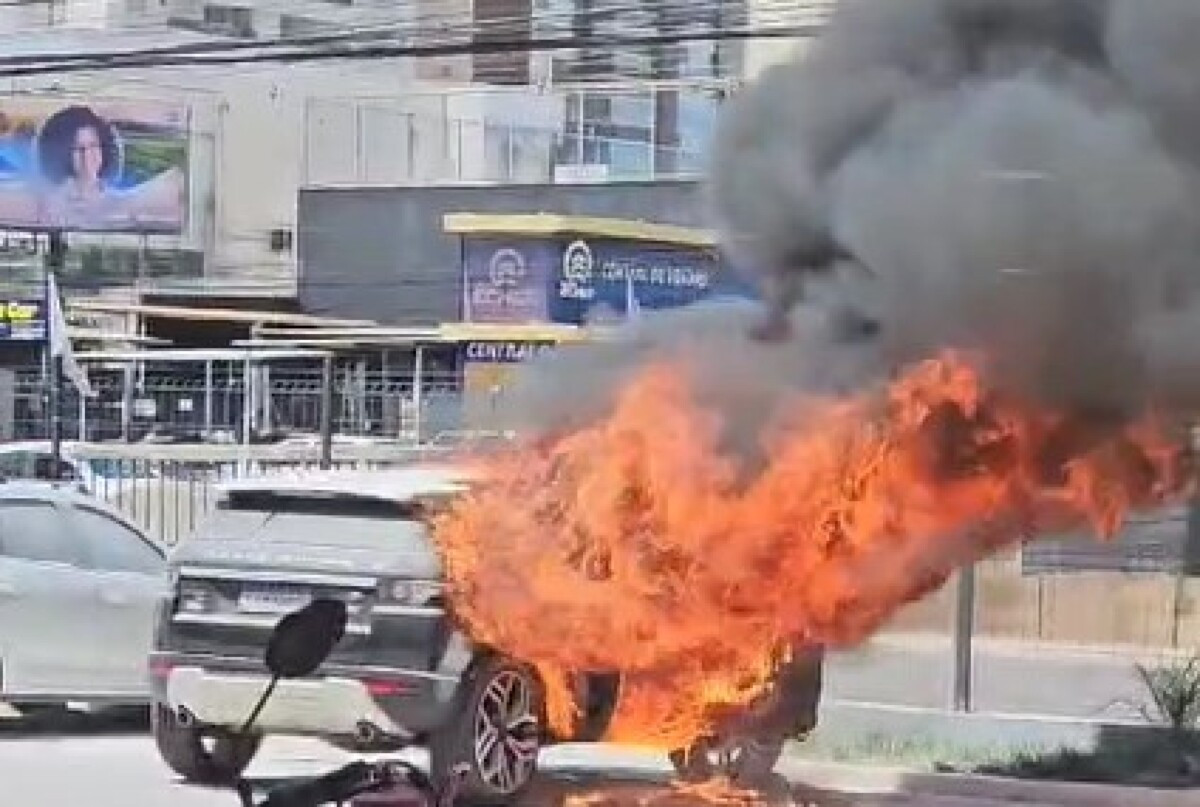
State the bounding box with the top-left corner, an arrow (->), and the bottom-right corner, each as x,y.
777,759 -> 1197,806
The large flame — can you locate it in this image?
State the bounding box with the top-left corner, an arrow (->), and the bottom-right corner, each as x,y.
433,351 -> 1189,749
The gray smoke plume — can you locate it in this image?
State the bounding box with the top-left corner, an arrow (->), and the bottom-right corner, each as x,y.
495,0 -> 1200,442
490,298 -> 882,457
707,0 -> 1200,417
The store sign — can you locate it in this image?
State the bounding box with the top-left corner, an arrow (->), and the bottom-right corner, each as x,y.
462,241 -> 554,323
459,235 -> 752,326
552,238 -> 746,324
463,340 -> 556,363
0,298 -> 47,341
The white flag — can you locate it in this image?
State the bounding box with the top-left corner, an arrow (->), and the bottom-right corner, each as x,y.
625,274 -> 641,322
47,272 -> 94,398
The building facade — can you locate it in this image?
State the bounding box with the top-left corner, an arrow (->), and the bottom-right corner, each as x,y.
0,0 -> 833,309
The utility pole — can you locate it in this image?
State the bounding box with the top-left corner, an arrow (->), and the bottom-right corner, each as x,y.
950,563 -> 976,711
45,230 -> 66,477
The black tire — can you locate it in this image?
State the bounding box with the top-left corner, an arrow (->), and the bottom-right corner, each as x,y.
668,738 -> 716,782
668,735 -> 785,787
151,702 -> 261,785
429,657 -> 543,806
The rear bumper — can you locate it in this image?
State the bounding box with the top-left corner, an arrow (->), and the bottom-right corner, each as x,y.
149,651 -> 464,740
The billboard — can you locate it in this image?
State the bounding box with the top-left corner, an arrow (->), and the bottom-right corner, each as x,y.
0,98 -> 188,233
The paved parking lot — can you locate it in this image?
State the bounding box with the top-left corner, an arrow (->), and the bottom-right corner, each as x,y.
0,710 -> 1069,807
0,634 -> 1160,807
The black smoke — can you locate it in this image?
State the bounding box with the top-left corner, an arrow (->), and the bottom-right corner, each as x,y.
491,0 -> 1200,446
711,0 -> 1200,415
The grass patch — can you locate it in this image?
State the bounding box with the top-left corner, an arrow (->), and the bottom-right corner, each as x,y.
785,733 -> 1024,770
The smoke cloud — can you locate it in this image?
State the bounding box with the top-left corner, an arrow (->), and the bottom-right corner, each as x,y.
496,0 -> 1200,440
710,0 -> 1200,417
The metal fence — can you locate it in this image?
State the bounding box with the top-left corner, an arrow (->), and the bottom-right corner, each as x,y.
63,446 -> 462,546
3,365 -> 469,444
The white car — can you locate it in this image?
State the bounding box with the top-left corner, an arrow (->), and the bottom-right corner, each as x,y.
0,480 -> 169,709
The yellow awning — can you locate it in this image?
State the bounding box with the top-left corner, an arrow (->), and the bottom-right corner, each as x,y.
442,212 -> 717,249
436,322 -> 601,343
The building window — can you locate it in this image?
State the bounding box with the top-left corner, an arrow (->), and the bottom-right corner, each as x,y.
553,87 -> 719,180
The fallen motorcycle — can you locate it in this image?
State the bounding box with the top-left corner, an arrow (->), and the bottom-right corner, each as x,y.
667,647 -> 825,786
225,598 -> 469,807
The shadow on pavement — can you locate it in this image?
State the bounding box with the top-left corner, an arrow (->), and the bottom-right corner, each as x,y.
236,769 -> 895,807
0,704 -> 149,739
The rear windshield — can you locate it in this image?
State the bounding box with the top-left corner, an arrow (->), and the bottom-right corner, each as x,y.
197,493 -> 428,546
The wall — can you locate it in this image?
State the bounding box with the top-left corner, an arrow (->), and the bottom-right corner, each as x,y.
304,89 -> 564,187
887,516 -> 1200,650
296,180 -> 708,324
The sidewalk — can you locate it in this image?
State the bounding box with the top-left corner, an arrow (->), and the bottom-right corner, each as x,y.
775,759 -> 1197,807
828,633 -> 1159,721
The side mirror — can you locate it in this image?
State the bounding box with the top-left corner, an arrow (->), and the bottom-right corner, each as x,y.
264,598 -> 348,679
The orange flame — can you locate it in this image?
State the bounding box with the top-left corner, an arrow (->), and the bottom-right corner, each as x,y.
433,351 -> 1189,749
562,779 -> 771,807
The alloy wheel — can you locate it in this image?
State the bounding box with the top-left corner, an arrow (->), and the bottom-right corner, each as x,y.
472,669 -> 540,794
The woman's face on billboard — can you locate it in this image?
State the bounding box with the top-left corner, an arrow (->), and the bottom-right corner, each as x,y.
71,125 -> 103,185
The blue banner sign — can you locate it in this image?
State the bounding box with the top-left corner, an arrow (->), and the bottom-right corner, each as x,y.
0,297 -> 46,342
461,239 -> 555,323
553,238 -> 741,323
460,235 -> 752,326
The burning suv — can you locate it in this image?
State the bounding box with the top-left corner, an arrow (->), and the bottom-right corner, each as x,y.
150,467 -> 824,801
148,468 -> 621,802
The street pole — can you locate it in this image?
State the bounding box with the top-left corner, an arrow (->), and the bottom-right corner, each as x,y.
412,345 -> 425,444
319,353 -> 334,470
46,230 -> 66,477
951,563 -> 976,712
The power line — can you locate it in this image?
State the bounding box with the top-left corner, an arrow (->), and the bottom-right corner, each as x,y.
0,0 -> 825,86
0,0 -> 823,62
0,23 -> 819,77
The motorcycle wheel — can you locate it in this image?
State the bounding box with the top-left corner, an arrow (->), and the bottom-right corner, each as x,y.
668,735 -> 785,786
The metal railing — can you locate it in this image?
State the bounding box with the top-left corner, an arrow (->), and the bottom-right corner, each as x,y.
2,367 -> 469,443
59,443 -> 469,546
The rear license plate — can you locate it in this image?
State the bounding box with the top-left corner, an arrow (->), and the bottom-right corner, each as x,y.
237,586 -> 312,614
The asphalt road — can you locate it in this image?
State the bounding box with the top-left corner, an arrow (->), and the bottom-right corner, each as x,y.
0,636 -> 1156,807
0,727 -> 1049,807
